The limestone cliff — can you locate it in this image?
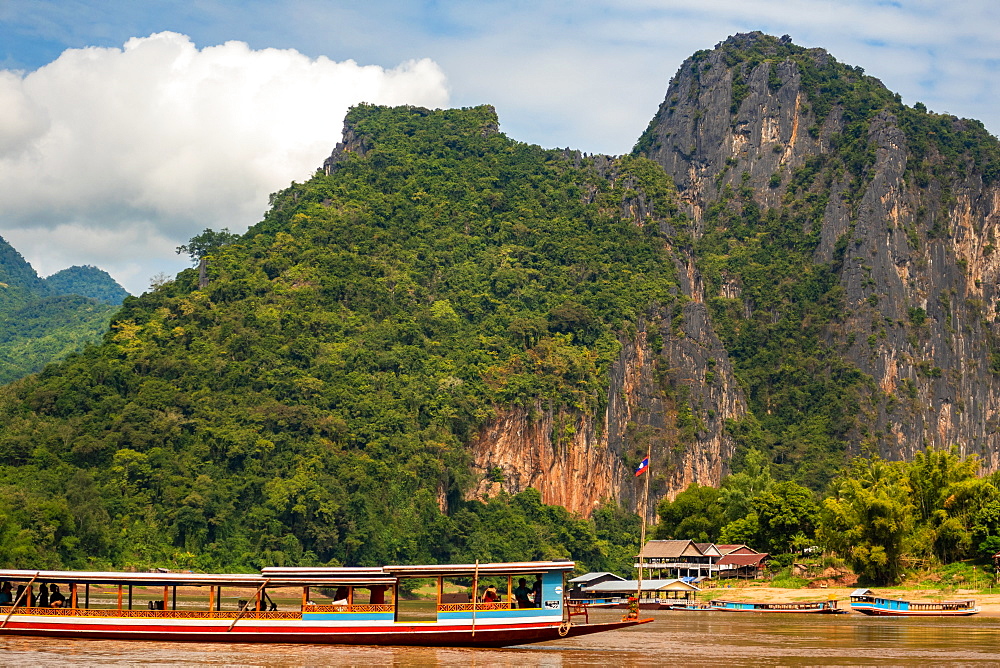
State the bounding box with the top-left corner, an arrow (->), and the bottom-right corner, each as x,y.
636,32 -> 1000,471
469,306 -> 746,520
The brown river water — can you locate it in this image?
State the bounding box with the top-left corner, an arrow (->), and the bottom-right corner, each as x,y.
2,609 -> 999,666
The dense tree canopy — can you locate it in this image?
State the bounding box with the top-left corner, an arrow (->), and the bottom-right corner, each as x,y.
0,105 -> 681,572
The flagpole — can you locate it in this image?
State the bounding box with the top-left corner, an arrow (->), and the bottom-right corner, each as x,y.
637,444 -> 651,603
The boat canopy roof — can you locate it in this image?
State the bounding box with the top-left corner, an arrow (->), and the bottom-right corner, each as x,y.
850,588 -> 875,597
0,561 -> 574,587
385,561 -> 574,577
0,569 -> 394,587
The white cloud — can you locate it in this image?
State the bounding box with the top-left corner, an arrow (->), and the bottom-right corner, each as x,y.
0,32 -> 450,294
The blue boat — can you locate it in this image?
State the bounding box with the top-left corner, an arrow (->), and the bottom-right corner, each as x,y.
709,598 -> 846,614
849,588 -> 978,616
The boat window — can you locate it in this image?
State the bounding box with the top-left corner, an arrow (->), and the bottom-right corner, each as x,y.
396,578 -> 438,622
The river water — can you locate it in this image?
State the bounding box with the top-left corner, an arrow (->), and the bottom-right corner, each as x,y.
2,609 -> 999,666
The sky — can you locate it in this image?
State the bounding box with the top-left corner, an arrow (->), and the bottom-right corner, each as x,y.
1,0 -> 998,295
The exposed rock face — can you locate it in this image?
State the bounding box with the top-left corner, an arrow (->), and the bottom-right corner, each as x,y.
469,309 -> 746,519
471,32 -> 1000,514
638,32 -> 1000,469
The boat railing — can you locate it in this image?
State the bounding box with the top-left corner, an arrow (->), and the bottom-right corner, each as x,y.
437,601 -> 515,612
0,606 -> 302,620
304,603 -> 395,613
908,601 -> 975,611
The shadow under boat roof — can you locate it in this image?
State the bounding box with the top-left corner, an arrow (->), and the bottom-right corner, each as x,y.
0,561 -> 574,587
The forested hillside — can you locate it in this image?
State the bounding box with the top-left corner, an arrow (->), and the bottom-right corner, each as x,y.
0,104 -> 678,572
6,34 -> 1000,583
0,238 -> 128,384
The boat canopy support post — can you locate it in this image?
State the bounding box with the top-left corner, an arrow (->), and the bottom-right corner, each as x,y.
117,585 -> 122,611
1,571 -> 39,629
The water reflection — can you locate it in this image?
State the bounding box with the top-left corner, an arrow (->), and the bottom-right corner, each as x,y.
3,610 -> 1000,666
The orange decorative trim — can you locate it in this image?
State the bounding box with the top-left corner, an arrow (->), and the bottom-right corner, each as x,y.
304,604 -> 394,613
437,602 -> 513,612
0,607 -> 301,620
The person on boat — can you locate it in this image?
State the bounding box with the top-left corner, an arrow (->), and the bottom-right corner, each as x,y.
369,585 -> 386,605
0,581 -> 11,605
258,590 -> 277,611
532,575 -> 543,607
14,585 -> 25,607
482,585 -> 500,602
48,584 -> 66,608
513,578 -> 532,608
36,583 -> 50,608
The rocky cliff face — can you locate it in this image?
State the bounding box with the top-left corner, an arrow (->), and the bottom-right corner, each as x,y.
636,32 -> 1000,471
469,304 -> 746,519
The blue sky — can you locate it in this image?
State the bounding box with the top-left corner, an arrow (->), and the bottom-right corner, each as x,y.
1,0 -> 998,293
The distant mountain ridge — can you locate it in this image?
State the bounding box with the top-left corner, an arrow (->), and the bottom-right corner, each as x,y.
0,235 -> 129,383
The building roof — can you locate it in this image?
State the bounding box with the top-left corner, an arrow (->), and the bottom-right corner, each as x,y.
695,543 -> 723,557
715,544 -> 760,555
568,572 -> 625,584
639,540 -> 704,559
583,578 -> 700,594
716,553 -> 769,567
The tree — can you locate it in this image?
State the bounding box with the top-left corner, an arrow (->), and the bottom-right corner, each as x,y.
754,481 -> 818,553
654,483 -> 725,543
719,447 -> 774,522
175,228 -> 241,264
817,456 -> 913,584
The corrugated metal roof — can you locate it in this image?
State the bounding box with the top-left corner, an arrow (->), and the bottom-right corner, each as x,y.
639,540 -> 703,559
568,572 -> 624,584
716,553 -> 768,566
583,578 -> 699,593
715,544 -> 760,555
694,543 -> 723,557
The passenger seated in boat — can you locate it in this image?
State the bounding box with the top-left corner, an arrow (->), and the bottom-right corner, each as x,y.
0,581 -> 12,605
532,575 -> 542,607
513,579 -> 532,608
258,590 -> 277,611
482,585 -> 500,603
14,585 -> 25,607
370,585 -> 386,605
36,583 -> 50,608
48,584 -> 65,608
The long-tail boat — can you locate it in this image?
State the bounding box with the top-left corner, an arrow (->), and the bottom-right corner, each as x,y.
708,598 -> 846,614
849,589 -> 979,616
0,561 -> 652,646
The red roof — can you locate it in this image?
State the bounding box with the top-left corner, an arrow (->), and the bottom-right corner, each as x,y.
717,553 -> 769,567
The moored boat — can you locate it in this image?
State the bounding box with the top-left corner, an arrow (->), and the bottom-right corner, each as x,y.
708,599 -> 846,614
0,561 -> 652,647
849,589 -> 979,617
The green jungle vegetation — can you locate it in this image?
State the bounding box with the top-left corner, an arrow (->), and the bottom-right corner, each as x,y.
4,34 -> 1000,583
0,238 -> 126,384
0,104 -> 677,574
656,446 -> 1000,585
44,266 -> 131,306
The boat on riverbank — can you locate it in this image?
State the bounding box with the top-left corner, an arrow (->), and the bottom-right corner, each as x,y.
849,588 -> 979,616
708,599 -> 846,614
0,561 -> 652,647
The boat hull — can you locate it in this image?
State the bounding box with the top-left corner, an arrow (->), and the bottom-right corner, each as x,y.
0,613 -> 653,647
851,606 -> 979,617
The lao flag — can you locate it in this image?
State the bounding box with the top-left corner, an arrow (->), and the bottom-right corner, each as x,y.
634,457 -> 649,477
